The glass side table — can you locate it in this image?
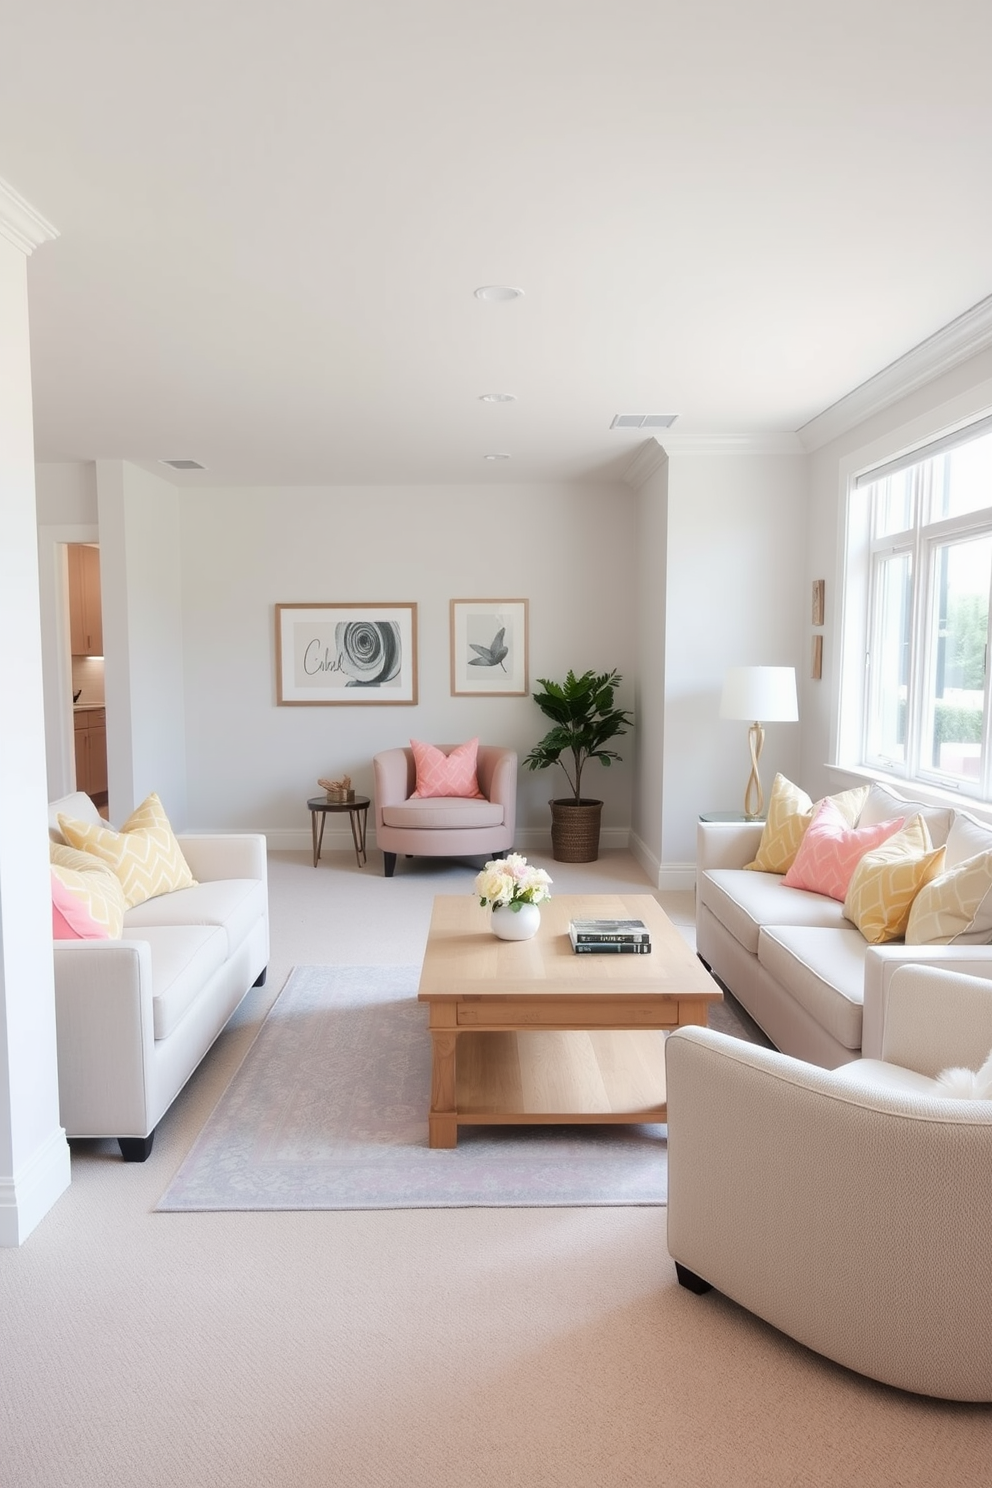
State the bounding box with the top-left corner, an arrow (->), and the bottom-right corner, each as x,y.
698,812 -> 765,823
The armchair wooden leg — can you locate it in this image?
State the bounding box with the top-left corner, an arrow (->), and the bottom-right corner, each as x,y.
675,1263 -> 712,1295
383,852 -> 397,877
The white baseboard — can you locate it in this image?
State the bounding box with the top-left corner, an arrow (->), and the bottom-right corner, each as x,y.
0,1126 -> 71,1247
630,830 -> 696,891
261,825 -> 630,857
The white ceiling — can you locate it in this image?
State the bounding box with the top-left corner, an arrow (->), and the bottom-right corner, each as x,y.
4,0 -> 992,487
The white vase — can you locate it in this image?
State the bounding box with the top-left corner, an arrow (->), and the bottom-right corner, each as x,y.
491,902 -> 541,941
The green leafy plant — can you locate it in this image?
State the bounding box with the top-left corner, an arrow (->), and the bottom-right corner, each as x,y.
523,669 -> 634,804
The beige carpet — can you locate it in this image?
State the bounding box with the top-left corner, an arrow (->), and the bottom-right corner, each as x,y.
1,847 -> 989,1487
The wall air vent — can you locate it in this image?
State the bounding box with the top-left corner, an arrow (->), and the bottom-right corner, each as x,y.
610,414 -> 678,429
160,459 -> 206,470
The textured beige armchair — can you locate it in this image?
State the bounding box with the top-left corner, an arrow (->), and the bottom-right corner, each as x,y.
372,745 -> 517,877
665,964 -> 992,1401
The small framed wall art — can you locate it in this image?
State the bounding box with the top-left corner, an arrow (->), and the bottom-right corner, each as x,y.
812,579 -> 825,627
450,598 -> 529,696
276,603 -> 418,705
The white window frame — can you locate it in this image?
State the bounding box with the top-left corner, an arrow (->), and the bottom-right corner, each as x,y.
845,412 -> 992,802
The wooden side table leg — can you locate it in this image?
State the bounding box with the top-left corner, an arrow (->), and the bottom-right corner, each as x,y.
312,811 -> 326,868
428,1030 -> 458,1148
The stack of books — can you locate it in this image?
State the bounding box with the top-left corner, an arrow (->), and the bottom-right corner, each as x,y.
568,918 -> 652,954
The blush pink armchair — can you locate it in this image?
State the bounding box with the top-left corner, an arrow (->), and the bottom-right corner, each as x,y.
372,745 -> 517,877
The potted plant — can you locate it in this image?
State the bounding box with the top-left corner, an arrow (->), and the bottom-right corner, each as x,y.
523,669 -> 634,862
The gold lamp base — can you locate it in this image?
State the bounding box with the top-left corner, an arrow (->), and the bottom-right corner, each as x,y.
743,721 -> 765,819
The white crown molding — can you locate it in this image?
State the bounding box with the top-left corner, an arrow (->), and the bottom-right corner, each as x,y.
0,177 -> 59,255
798,294 -> 992,453
659,430 -> 804,455
621,438 -> 668,489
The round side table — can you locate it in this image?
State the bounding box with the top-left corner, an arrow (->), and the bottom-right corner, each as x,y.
307,794 -> 370,869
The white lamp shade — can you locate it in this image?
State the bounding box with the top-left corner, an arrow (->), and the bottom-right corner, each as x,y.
720,666 -> 799,723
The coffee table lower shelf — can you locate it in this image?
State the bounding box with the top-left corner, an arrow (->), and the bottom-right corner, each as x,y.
430,1028 -> 668,1146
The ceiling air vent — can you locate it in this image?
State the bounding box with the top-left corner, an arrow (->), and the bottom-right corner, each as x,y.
610,414 -> 678,429
160,459 -> 206,470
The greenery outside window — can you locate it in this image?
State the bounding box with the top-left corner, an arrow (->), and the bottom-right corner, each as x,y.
857,417 -> 992,798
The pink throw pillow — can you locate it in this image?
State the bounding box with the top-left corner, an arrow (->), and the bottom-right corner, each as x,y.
410,738 -> 484,799
51,871 -> 110,940
782,798 -> 904,901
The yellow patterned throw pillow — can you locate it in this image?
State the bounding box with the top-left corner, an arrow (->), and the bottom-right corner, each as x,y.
50,843 -> 126,938
58,792 -> 196,909
744,775 -> 868,875
906,852 -> 992,945
843,815 -> 945,945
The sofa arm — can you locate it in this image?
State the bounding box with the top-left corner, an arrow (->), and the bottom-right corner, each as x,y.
665,1025 -> 992,1400
696,820 -> 764,871
865,963 -> 992,1076
862,943 -> 992,1057
176,833 -> 268,884
53,940 -> 157,1136
478,748 -> 518,841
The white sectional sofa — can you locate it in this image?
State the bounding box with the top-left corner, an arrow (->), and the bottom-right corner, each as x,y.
696,781 -> 992,1067
49,791 -> 269,1160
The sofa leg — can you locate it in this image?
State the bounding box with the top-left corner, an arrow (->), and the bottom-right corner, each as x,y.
675,1263 -> 712,1295
252,966 -> 267,987
119,1134 -> 154,1162
383,852 -> 397,877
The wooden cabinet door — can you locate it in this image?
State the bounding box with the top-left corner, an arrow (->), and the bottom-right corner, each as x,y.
88,715 -> 108,795
73,717 -> 89,792
68,546 -> 87,654
68,544 -> 103,655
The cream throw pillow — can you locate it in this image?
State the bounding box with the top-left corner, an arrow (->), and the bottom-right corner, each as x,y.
58,792 -> 196,909
843,815 -> 945,945
906,851 -> 992,945
744,775 -> 868,875
50,843 -> 126,939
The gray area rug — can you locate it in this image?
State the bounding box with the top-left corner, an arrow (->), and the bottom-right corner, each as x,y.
157,964 -> 762,1212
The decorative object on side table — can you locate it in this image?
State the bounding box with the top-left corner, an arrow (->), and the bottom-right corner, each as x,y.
475,853 -> 552,941
318,773 -> 355,802
523,669 -> 634,862
719,665 -> 799,820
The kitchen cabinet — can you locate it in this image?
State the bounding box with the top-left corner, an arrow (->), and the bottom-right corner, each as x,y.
74,708 -> 108,799
68,544 -> 103,656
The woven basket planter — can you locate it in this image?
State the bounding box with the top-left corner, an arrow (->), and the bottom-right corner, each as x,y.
549,799 -> 603,863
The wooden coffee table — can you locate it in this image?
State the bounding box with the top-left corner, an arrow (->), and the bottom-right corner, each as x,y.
417,893 -> 722,1148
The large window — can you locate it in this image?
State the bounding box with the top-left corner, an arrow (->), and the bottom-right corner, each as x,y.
857,417 -> 992,797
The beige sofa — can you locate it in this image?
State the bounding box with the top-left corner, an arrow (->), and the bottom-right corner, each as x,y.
49,791 -> 269,1160
696,781 -> 992,1067
665,963 -> 992,1401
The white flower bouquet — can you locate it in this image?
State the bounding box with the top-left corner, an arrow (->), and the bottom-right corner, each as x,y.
475,853 -> 552,912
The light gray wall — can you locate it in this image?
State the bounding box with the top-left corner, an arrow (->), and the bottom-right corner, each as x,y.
98,461 -> 187,823
177,481 -> 638,843
0,236 -> 70,1243
631,446 -> 808,881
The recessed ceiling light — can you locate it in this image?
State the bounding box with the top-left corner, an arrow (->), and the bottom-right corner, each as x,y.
478,392 -> 516,403
474,285 -> 524,302
610,414 -> 678,430
160,458 -> 207,469
483,452 -> 511,460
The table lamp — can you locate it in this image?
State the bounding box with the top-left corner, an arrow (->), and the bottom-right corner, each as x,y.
720,666 -> 799,819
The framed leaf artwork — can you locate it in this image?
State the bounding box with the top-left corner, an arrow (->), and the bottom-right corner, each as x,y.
449,599 -> 529,697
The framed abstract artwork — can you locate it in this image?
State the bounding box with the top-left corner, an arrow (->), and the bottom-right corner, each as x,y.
449,598 -> 529,696
275,603 -> 418,705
